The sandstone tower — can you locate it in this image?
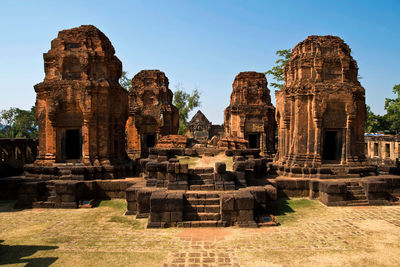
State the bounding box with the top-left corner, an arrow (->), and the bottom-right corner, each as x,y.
29,25 -> 129,179
274,35 -> 368,178
188,110 -> 212,141
126,70 -> 179,158
224,72 -> 276,156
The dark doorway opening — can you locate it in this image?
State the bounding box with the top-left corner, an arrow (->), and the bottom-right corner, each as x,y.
248,134 -> 259,149
65,129 -> 81,160
323,130 -> 341,162
146,134 -> 156,148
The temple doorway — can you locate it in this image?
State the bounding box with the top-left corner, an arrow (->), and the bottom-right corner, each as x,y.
248,133 -> 259,148
145,134 -> 156,148
323,130 -> 341,163
65,129 -> 81,160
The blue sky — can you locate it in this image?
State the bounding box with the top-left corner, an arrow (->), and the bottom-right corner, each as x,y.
0,0 -> 399,124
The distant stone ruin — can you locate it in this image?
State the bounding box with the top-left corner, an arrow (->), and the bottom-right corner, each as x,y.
126,70 -> 179,158
224,72 -> 276,156
188,110 -> 212,141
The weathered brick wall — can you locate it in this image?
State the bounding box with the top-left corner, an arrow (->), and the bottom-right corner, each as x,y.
0,138 -> 37,177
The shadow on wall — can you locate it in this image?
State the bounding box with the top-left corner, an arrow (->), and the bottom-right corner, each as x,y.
0,240 -> 58,266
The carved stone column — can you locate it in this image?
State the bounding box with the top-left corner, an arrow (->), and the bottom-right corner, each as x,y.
46,104 -> 56,163
346,115 -> 355,163
82,112 -> 92,165
313,118 -> 322,165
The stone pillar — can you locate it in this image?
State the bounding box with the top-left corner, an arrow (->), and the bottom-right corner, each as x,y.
46,106 -> 56,163
313,118 -> 322,164
284,119 -> 290,161
82,112 -> 92,165
345,115 -> 355,163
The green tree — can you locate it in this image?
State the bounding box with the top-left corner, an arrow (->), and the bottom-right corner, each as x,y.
173,84 -> 201,135
0,106 -> 38,138
119,71 -> 132,91
265,49 -> 292,89
365,105 -> 389,133
384,83 -> 400,133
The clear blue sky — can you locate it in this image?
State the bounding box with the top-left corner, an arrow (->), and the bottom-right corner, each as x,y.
1,0 -> 399,124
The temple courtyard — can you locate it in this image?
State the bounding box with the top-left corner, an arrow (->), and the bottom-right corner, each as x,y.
1,198 -> 400,267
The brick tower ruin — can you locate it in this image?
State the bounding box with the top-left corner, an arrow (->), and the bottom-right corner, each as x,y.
188,110 -> 212,141
274,35 -> 370,178
126,70 -> 179,158
26,25 -> 129,179
224,72 -> 276,156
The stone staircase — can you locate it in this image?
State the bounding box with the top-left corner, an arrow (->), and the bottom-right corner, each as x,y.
182,192 -> 222,227
32,181 -> 56,208
188,168 -> 216,191
346,182 -> 369,206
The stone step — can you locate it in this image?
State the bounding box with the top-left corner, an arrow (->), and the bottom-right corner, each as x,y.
32,201 -> 56,208
48,196 -> 57,202
186,198 -> 220,205
353,194 -> 367,198
185,192 -> 220,199
348,189 -> 364,193
347,199 -> 369,204
189,185 -> 215,191
184,205 -> 220,213
180,220 -> 220,227
347,201 -> 369,206
188,179 -> 214,185
183,212 -> 220,221
347,186 -> 363,190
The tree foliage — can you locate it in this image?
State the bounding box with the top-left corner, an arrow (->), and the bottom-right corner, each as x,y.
119,71 -> 132,91
0,106 -> 38,138
265,49 -> 292,89
173,84 -> 201,135
384,83 -> 400,133
365,105 -> 389,133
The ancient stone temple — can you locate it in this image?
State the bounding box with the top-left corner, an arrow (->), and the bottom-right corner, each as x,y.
224,72 -> 276,156
274,35 -> 369,178
126,70 -> 179,158
188,110 -> 212,141
27,25 -> 129,179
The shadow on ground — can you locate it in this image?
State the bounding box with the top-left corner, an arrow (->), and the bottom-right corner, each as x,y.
0,240 -> 58,266
271,198 -> 295,216
0,200 -> 23,213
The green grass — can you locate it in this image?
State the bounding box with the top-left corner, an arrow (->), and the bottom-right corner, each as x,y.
108,215 -> 146,229
98,199 -> 127,211
274,198 -> 322,225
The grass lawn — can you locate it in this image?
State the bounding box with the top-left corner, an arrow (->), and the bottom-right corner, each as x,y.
1,198 -> 400,266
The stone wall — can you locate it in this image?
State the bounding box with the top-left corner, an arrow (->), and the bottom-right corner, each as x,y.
0,138 -> 37,177
365,134 -> 400,166
15,179 -> 138,209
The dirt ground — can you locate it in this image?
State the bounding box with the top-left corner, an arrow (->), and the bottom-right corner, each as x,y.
177,154 -> 234,170
1,199 -> 400,267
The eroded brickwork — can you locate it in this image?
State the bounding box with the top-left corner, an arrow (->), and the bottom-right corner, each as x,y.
126,70 -> 179,158
274,35 -> 367,177
31,25 -> 129,178
188,110 -> 212,141
224,72 -> 276,156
